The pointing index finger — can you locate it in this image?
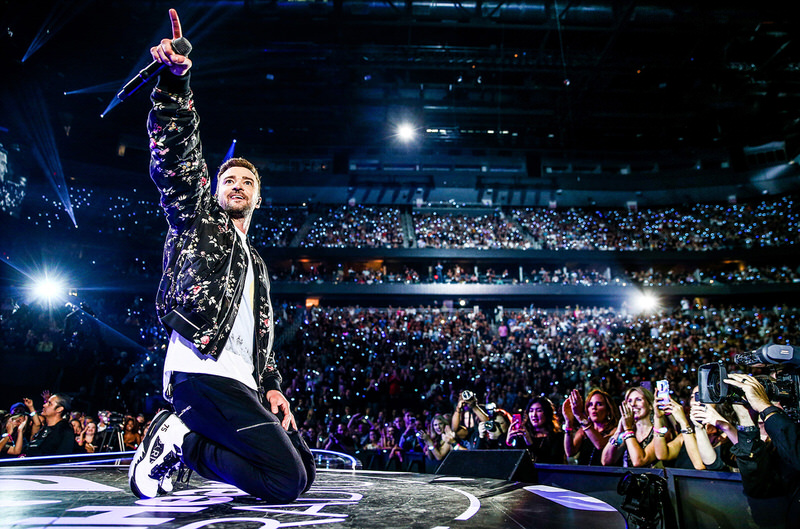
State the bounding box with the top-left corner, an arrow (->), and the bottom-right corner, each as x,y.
169,8 -> 183,40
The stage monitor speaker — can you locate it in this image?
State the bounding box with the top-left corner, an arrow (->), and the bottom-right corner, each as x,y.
435,449 -> 536,483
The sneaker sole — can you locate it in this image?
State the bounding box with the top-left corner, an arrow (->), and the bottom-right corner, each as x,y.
129,409 -> 173,499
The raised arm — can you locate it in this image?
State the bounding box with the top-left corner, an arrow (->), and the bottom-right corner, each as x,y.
562,394 -> 581,456
148,9 -> 209,230
150,10 -> 193,77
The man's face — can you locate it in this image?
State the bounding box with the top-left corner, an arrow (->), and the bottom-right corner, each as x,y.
216,166 -> 260,219
41,396 -> 63,420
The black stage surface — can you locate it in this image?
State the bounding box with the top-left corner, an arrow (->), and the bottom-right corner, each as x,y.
0,462 -> 626,529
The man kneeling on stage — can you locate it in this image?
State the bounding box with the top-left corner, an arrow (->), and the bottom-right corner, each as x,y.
128,9 -> 315,502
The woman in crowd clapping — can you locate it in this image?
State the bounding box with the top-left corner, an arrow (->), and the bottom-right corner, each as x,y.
419,413 -> 454,461
506,397 -> 565,464
562,388 -> 618,465
1,414 -> 28,457
602,387 -> 659,467
77,421 -> 98,453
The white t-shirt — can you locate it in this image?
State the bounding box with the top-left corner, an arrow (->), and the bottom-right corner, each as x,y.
163,228 -> 257,398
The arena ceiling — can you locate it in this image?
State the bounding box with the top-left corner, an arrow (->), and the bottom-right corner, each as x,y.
1,1 -> 799,190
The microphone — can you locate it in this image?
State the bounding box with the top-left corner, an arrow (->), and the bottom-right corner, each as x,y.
116,37 -> 192,101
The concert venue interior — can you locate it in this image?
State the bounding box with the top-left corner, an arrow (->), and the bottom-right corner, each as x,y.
1,2 -> 799,528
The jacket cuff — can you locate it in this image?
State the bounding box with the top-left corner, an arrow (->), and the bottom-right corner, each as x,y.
157,71 -> 191,94
262,374 -> 282,394
730,429 -> 760,459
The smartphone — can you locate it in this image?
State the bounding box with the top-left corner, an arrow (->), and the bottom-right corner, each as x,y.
512,413 -> 522,427
655,379 -> 669,408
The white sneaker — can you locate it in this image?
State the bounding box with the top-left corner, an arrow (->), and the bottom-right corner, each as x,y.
128,410 -> 189,499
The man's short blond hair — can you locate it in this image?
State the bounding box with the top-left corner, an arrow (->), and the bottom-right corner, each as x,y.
217,157 -> 260,185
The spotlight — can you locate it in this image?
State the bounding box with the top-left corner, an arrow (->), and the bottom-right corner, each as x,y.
396,123 -> 416,143
32,274 -> 65,304
631,290 -> 660,314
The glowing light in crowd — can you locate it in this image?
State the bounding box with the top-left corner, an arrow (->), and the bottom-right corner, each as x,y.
631,290 -> 660,314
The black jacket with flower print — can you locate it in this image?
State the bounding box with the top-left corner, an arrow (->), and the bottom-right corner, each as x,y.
148,72 -> 281,395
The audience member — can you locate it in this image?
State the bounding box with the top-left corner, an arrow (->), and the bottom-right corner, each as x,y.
1,412 -> 28,457
77,421 -> 98,453
602,387 -> 658,468
475,408 -> 511,450
24,394 -> 78,457
418,413 -> 454,461
689,394 -> 742,471
562,388 -> 618,465
507,397 -> 565,464
122,416 -> 142,451
652,395 -> 704,469
451,391 -> 489,450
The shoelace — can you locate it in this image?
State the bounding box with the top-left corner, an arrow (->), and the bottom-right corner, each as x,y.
175,463 -> 193,484
149,451 -> 181,481
158,459 -> 190,493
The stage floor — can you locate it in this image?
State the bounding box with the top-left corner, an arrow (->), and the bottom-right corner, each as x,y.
0,463 -> 627,528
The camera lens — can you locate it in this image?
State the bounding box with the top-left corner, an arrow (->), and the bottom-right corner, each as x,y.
756,374 -> 790,403
485,420 -> 496,433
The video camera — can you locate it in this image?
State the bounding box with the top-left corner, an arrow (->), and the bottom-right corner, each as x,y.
697,344 -> 800,421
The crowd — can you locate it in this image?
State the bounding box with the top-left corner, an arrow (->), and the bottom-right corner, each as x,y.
4,296 -> 799,477
23,188 -> 800,252
512,196 -> 800,251
413,210 -> 530,249
301,205 -> 405,248
249,206 -> 308,248
268,261 -> 799,288
270,301 -> 797,472
1,390 -> 153,457
629,264 -> 800,286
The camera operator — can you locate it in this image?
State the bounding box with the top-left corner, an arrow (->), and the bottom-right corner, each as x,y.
723,373 -> 800,498
725,373 -> 800,467
475,407 -> 511,449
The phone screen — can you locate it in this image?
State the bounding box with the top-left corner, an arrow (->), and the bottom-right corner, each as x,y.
656,380 -> 669,405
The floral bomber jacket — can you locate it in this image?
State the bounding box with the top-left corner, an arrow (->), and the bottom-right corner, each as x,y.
147,72 -> 281,395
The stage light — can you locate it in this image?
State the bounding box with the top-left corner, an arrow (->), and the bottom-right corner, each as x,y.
223,139 -> 237,163
631,290 -> 660,314
32,274 -> 65,304
396,123 -> 416,142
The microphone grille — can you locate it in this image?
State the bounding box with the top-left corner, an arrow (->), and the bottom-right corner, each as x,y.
172,37 -> 193,56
